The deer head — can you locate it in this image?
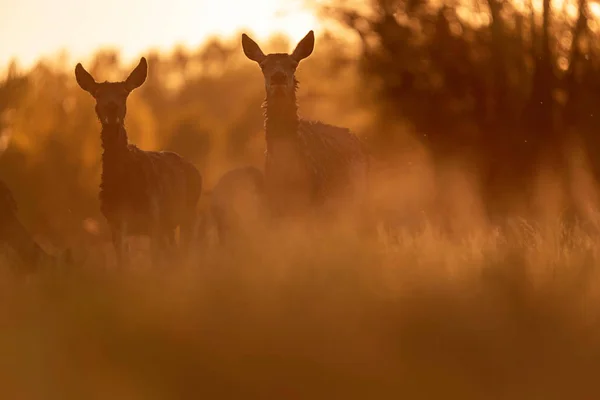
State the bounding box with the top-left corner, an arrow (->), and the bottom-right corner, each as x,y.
242,31 -> 314,98
75,58 -> 147,126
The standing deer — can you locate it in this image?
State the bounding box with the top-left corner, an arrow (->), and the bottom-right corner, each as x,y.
207,166 -> 266,244
75,58 -> 202,266
241,31 -> 369,224
0,180 -> 70,269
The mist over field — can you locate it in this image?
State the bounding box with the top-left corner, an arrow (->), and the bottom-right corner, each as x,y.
3,0 -> 600,397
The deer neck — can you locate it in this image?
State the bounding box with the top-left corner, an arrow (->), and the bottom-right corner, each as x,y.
100,123 -> 130,198
263,85 -> 299,149
101,123 -> 129,167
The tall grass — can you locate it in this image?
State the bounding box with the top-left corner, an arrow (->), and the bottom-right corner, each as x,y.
1,218 -> 599,399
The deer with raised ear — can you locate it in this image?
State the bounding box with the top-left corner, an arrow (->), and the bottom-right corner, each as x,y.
0,179 -> 71,270
241,31 -> 370,225
74,58 -> 202,267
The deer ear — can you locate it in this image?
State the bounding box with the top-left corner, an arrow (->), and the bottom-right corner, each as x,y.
242,34 -> 266,63
125,57 -> 147,91
75,63 -> 97,94
291,30 -> 314,62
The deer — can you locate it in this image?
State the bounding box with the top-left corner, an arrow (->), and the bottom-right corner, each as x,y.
241,31 -> 370,227
0,179 -> 71,270
74,58 -> 202,267
206,166 -> 266,245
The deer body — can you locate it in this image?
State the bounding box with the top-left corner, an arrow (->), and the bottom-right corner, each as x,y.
75,58 -> 202,266
242,31 -> 369,220
99,124 -> 200,235
265,110 -> 368,216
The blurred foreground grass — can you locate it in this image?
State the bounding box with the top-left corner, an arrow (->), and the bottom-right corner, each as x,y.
1,220 -> 599,399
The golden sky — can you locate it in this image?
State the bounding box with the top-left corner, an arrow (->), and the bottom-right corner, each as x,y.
0,0 -> 320,68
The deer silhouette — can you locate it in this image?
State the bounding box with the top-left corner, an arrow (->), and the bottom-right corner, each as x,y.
75,58 -> 202,267
0,180 -> 70,269
241,31 -> 369,222
208,166 -> 266,244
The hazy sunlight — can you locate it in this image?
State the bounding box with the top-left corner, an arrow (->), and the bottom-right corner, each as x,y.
5,0 -> 600,397
0,0 -> 320,67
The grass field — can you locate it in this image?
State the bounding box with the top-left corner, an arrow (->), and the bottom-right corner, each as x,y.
1,215 -> 599,399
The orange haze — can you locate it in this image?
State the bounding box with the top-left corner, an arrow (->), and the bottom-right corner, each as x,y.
0,0 -> 320,68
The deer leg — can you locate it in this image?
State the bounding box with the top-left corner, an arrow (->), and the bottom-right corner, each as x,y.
148,198 -> 164,267
211,206 -> 227,246
149,217 -> 169,268
179,212 -> 196,261
163,229 -> 179,264
192,208 -> 215,254
111,224 -> 127,268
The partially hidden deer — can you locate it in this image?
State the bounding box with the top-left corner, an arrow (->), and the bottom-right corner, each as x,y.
241,31 -> 370,226
207,166 -> 266,245
75,58 -> 202,266
0,179 -> 71,270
